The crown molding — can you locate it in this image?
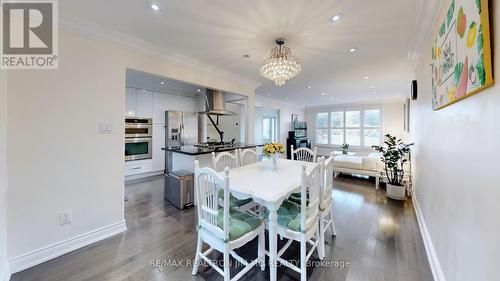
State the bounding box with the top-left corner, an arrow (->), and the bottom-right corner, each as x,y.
59,15 -> 262,90
407,0 -> 445,66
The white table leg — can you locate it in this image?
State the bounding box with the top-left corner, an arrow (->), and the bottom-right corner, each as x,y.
268,209 -> 279,281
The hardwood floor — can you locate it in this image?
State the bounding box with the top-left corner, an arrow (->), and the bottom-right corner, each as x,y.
12,174 -> 433,281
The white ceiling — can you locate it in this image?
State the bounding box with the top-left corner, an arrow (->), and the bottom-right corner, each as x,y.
62,0 -> 430,106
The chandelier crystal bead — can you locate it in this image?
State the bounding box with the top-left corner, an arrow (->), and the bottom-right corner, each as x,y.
260,39 -> 301,86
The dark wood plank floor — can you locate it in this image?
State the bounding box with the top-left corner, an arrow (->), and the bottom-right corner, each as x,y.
12,174 -> 433,281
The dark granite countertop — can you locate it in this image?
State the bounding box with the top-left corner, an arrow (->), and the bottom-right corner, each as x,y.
161,143 -> 263,156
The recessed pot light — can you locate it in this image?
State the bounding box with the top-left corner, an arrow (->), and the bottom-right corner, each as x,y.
321,92 -> 326,96
364,76 -> 369,80
160,81 -> 165,85
197,88 -> 201,92
349,48 -> 358,53
330,14 -> 343,22
151,4 -> 160,11
307,86 -> 312,89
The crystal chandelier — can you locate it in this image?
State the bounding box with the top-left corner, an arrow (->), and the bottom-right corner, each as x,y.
260,39 -> 301,86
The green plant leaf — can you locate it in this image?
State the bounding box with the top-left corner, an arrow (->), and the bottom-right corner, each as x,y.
454,62 -> 464,84
476,53 -> 486,85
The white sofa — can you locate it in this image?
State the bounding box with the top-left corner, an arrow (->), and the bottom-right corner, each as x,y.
332,152 -> 383,189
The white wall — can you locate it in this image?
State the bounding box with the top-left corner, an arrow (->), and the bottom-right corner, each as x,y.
0,70 -> 9,281
410,3 -> 499,281
6,29 -> 257,273
254,95 -> 305,146
305,101 -> 405,156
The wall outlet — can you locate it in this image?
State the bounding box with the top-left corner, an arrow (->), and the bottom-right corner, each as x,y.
59,210 -> 73,225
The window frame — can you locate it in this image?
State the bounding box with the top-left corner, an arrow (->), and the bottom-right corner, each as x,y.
315,107 -> 382,148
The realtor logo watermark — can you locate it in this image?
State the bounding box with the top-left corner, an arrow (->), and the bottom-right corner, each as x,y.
1,0 -> 58,69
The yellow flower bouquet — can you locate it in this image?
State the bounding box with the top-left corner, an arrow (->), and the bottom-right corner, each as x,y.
263,142 -> 285,156
263,142 -> 285,169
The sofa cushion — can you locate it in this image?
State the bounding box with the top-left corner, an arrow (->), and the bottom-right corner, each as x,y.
333,155 -> 363,170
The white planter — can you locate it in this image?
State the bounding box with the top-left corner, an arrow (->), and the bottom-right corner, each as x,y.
386,183 -> 406,200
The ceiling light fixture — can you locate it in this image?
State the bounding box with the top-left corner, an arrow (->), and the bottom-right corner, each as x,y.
307,86 -> 312,89
160,81 -> 165,85
330,14 -> 343,22
151,4 -> 160,11
349,47 -> 358,53
197,88 -> 201,92
260,39 -> 301,86
364,76 -> 369,80
321,92 -> 326,96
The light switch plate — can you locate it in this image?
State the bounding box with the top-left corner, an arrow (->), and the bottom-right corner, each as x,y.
98,123 -> 113,134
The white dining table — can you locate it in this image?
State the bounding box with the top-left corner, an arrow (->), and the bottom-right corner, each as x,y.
219,158 -> 318,281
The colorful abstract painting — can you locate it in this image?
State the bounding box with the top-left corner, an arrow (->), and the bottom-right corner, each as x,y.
431,0 -> 493,110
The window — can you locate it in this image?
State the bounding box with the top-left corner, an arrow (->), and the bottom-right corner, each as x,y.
315,108 -> 381,147
316,112 -> 329,144
262,116 -> 277,143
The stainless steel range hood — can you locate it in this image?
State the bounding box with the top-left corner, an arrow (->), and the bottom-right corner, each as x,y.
201,89 -> 236,116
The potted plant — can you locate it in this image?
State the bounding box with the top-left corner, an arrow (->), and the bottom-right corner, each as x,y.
341,143 -> 350,154
263,142 -> 285,169
372,134 -> 414,200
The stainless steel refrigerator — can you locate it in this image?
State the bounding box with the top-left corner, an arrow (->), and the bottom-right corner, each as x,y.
164,111 -> 199,173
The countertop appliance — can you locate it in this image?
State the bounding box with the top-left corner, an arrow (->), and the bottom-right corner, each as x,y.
165,170 -> 194,210
165,111 -> 199,173
125,117 -> 153,161
194,140 -> 235,149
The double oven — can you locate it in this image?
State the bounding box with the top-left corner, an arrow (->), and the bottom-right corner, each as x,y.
125,117 -> 153,161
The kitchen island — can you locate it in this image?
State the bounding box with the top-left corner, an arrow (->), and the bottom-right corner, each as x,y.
162,144 -> 263,172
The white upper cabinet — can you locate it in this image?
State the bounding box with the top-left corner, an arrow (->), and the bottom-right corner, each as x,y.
125,88 -> 137,117
181,96 -> 197,112
153,92 -> 181,124
135,90 -> 153,118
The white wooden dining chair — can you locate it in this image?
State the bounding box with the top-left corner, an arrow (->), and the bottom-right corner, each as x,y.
291,145 -> 318,163
212,151 -> 239,172
212,151 -> 253,209
318,156 -> 336,260
265,159 -> 323,281
238,148 -> 258,166
192,161 -> 265,281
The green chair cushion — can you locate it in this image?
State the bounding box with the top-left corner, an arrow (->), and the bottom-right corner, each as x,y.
264,200 -> 304,232
216,210 -> 262,241
219,190 -> 253,208
288,192 -> 309,205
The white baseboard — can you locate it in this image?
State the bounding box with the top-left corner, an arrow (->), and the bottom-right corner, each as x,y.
412,196 -> 446,281
0,259 -> 10,281
9,220 -> 127,274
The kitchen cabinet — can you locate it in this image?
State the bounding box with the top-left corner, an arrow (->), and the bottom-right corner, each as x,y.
125,88 -> 137,117
136,90 -> 153,118
181,96 -> 197,112
152,124 -> 165,172
152,91 -> 180,124
125,88 -> 153,118
124,159 -> 153,176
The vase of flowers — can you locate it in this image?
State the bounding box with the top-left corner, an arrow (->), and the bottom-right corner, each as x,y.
263,142 -> 285,169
